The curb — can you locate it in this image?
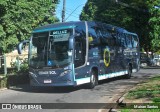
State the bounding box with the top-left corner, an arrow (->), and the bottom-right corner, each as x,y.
97,85 -> 138,112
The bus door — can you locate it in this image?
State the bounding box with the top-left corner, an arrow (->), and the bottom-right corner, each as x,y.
74,34 -> 87,79
74,38 -> 84,67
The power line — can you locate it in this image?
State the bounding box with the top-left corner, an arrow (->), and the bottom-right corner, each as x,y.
57,1 -> 85,22
57,5 -> 82,14
57,9 -> 80,16
57,9 -> 80,17
66,12 -> 79,18
65,4 -> 84,21
57,10 -> 79,19
66,9 -> 80,15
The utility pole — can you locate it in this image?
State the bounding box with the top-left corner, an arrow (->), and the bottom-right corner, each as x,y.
62,0 -> 66,22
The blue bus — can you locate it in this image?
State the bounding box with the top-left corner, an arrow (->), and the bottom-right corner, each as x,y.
18,21 -> 140,89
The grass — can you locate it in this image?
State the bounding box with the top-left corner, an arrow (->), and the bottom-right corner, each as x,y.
120,75 -> 160,112
121,109 -> 160,112
126,75 -> 160,102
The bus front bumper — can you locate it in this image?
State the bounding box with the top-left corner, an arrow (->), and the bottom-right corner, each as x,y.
30,77 -> 77,87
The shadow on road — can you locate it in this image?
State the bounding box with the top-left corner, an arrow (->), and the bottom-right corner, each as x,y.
8,69 -> 159,94
9,84 -> 87,94
8,76 -> 128,93
98,76 -> 125,85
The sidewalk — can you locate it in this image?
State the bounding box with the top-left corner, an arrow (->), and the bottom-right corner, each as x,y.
141,66 -> 160,69
99,73 -> 160,112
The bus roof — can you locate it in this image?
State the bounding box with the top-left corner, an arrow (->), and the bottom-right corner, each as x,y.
33,21 -> 85,33
33,21 -> 138,36
123,30 -> 138,36
103,24 -> 137,36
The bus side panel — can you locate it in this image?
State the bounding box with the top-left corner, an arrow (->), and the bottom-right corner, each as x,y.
98,46 -> 128,80
132,48 -> 140,72
132,35 -> 140,72
74,47 -> 100,85
74,66 -> 90,85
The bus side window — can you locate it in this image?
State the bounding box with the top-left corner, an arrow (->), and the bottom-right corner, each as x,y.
88,27 -> 99,48
126,35 -> 133,48
101,28 -> 115,46
115,33 -> 121,47
132,36 -> 138,48
121,34 -> 127,48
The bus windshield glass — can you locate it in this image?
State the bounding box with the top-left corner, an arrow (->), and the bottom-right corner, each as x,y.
30,29 -> 72,68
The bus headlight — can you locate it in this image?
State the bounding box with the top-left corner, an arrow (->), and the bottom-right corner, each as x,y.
29,72 -> 37,78
60,70 -> 71,77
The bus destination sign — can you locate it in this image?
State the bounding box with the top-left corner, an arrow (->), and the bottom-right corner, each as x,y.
50,30 -> 70,42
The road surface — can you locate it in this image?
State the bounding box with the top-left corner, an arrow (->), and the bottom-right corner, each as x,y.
0,68 -> 160,112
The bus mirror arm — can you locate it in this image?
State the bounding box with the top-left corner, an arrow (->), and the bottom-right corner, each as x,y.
17,40 -> 29,54
69,35 -> 75,50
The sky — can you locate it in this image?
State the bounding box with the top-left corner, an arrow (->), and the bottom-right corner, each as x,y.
56,0 -> 88,22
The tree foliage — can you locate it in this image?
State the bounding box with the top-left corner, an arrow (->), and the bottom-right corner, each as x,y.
80,0 -> 160,53
147,0 -> 160,53
0,0 -> 59,54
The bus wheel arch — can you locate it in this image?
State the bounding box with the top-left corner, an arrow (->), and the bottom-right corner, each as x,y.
125,63 -> 132,79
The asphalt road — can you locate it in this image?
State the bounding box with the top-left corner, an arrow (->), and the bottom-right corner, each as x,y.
0,68 -> 160,112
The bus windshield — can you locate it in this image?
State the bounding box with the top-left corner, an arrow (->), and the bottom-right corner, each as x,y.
30,29 -> 72,68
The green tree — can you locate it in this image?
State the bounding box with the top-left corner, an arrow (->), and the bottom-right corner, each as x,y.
0,0 -> 59,54
80,0 -> 160,53
147,0 -> 160,53
80,0 -> 97,21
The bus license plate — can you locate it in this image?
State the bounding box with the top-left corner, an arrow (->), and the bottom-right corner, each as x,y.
44,79 -> 52,83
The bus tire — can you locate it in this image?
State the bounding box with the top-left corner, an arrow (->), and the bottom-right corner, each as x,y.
125,65 -> 132,79
88,70 -> 98,89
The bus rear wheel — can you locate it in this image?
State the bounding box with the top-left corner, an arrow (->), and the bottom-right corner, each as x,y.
88,70 -> 98,89
125,65 -> 132,79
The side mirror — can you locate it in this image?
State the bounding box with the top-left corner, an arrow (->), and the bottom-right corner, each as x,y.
17,42 -> 23,54
17,40 -> 29,54
69,35 -> 74,50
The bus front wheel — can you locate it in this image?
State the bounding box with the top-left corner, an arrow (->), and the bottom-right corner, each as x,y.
88,70 -> 98,89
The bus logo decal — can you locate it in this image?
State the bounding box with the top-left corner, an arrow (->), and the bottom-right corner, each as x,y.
49,71 -> 56,74
103,48 -> 110,67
